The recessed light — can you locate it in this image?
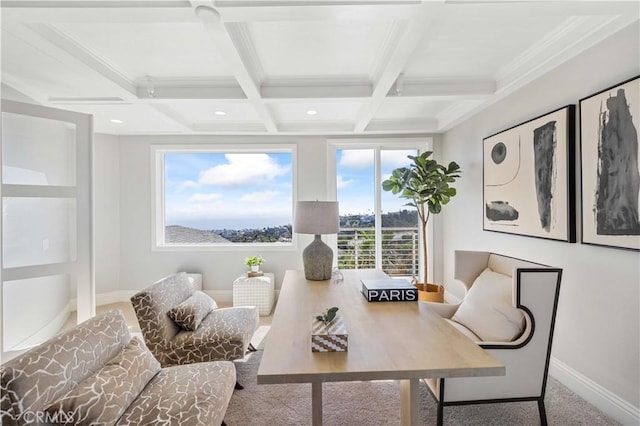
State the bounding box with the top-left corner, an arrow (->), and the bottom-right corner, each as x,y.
215,111 -> 226,116
306,110 -> 317,115
110,119 -> 123,124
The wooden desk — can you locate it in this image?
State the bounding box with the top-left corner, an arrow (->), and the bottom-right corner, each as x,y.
257,269 -> 505,425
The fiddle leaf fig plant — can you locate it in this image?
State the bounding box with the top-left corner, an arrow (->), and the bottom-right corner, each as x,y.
382,151 -> 461,284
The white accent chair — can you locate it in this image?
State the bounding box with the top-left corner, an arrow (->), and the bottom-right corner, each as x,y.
422,250 -> 562,426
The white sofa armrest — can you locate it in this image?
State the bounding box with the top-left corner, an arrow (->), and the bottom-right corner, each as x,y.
478,309 -> 533,348
418,300 -> 461,319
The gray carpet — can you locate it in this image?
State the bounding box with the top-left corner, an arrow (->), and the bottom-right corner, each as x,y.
224,348 -> 618,426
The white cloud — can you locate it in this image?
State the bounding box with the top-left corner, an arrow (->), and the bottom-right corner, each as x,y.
179,180 -> 200,190
338,149 -> 415,170
239,190 -> 279,203
188,193 -> 223,203
382,150 -> 416,168
198,154 -> 289,187
338,150 -> 373,170
337,175 -> 356,189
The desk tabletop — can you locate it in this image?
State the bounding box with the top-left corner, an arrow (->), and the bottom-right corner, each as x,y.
257,269 -> 504,385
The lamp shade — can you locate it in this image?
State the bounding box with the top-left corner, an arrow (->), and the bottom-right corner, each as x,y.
294,201 -> 339,235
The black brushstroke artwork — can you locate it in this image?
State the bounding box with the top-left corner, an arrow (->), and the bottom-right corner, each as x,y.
486,201 -> 519,222
491,142 -> 507,164
533,121 -> 557,232
596,88 -> 640,235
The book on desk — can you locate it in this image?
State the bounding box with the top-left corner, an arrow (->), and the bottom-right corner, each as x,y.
361,278 -> 418,302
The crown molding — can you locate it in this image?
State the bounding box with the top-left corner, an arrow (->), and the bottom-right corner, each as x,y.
366,118 -> 438,133
27,23 -> 137,99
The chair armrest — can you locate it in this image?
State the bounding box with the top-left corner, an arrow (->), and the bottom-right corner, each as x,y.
418,301 -> 460,319
478,309 -> 533,349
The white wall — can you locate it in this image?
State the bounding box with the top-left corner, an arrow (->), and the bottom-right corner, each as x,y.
115,135 -> 432,296
116,135 -> 329,295
442,22 -> 640,419
94,133 -> 120,294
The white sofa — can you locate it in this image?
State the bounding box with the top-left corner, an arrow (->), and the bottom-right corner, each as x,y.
421,250 -> 563,426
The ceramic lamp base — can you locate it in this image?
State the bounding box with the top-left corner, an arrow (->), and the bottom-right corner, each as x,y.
302,235 -> 333,280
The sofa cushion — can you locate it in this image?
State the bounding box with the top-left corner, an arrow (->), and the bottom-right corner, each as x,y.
44,337 -> 161,425
445,318 -> 482,342
0,310 -> 130,425
451,267 -> 525,342
116,361 -> 235,426
168,291 -> 217,331
164,306 -> 258,366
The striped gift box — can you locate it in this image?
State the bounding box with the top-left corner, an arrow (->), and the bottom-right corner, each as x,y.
311,316 -> 348,352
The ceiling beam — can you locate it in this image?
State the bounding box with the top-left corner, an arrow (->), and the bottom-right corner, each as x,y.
34,75 -> 494,102
195,5 -> 278,133
0,2 -> 195,23
387,78 -> 495,98
212,1 -> 422,23
353,6 -> 439,132
261,79 -> 372,100
135,78 -> 247,100
27,23 -> 138,101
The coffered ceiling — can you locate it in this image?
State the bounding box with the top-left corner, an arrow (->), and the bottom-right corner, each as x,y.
1,1 -> 638,135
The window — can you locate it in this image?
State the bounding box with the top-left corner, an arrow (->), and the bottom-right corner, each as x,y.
331,139 -> 429,278
153,145 -> 294,248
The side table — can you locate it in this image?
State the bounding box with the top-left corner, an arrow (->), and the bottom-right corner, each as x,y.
233,272 -> 275,316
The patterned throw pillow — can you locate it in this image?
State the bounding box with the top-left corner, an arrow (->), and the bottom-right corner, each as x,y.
167,291 -> 217,331
44,337 -> 161,425
451,267 -> 525,342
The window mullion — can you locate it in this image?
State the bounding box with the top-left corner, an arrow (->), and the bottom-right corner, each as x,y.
374,148 -> 382,269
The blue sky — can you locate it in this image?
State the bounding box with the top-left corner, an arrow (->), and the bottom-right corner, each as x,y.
336,149 -> 418,216
164,149 -> 416,230
164,152 -> 292,230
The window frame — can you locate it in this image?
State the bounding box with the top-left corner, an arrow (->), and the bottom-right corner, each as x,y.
151,143 -> 297,252
327,137 -> 432,278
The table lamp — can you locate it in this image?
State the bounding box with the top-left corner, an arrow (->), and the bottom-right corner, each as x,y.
294,201 -> 339,280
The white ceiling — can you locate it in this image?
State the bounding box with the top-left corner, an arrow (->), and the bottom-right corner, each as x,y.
1,0 -> 638,136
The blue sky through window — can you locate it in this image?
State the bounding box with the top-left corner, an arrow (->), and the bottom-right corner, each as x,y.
336,149 -> 418,216
164,152 -> 292,230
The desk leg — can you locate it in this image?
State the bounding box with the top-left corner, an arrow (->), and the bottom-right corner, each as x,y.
399,378 -> 420,426
312,381 -> 323,426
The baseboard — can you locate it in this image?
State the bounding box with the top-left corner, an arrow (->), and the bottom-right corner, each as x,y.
97,290 -> 138,306
549,356 -> 639,425
203,290 -> 233,304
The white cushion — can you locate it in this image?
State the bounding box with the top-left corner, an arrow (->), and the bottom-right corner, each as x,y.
445,318 -> 482,342
451,267 -> 525,342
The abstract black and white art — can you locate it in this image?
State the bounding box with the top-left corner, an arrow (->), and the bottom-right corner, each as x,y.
580,76 -> 640,251
483,105 -> 576,242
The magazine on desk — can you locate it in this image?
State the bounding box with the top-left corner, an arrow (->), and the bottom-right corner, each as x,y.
361,278 -> 418,302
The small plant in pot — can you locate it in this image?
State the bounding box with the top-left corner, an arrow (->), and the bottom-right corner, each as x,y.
382,151 -> 461,302
244,255 -> 265,272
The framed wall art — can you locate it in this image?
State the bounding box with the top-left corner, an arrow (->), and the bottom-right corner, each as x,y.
580,76 -> 640,251
483,105 -> 576,242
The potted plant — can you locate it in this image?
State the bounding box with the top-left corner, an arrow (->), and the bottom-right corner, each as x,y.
382,151 -> 461,302
244,255 -> 265,272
